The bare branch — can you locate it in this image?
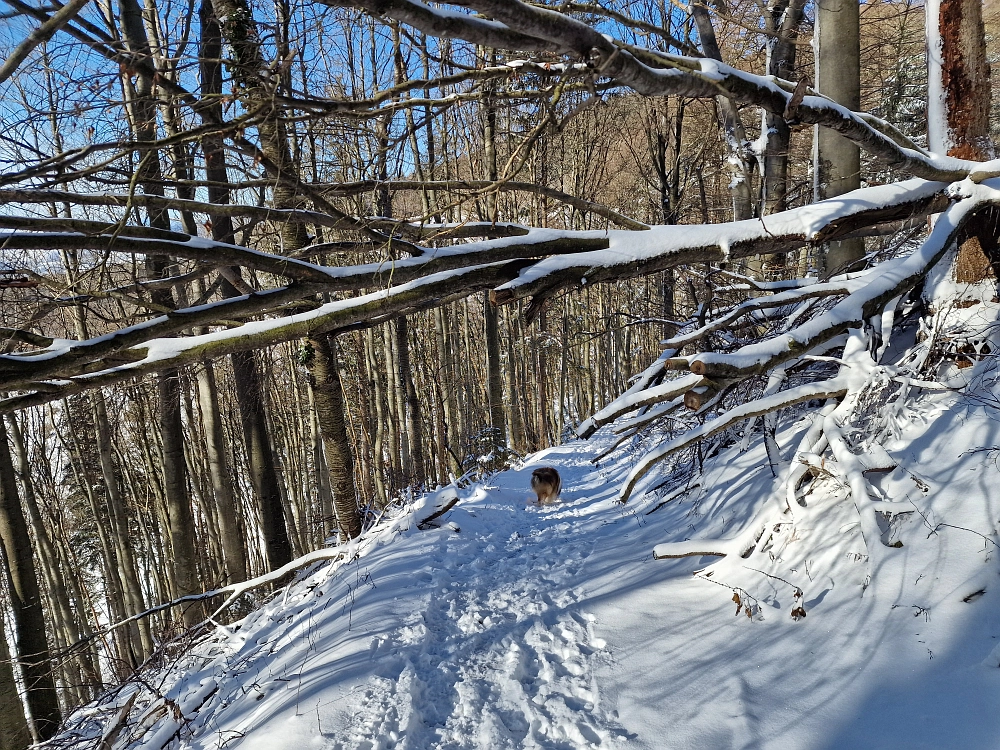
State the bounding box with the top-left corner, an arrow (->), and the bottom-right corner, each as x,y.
0,0 -> 92,84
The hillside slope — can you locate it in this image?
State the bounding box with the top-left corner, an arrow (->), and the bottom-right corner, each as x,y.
59,387 -> 1000,750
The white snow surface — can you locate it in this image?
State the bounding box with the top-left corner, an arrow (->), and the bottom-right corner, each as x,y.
65,391 -> 1000,749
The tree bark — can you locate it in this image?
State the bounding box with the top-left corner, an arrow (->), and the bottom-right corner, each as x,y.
927,0 -> 994,159
760,0 -> 805,278
157,371 -> 203,626
0,419 -> 60,740
484,296 -> 508,453
194,361 -> 248,582
118,0 -> 202,619
928,0 -> 997,285
5,415 -> 100,701
0,611 -> 30,750
307,335 -> 361,539
815,0 -> 864,274
691,2 -> 753,222
231,351 -> 293,570
200,0 -> 295,569
395,317 -> 425,486
92,394 -> 153,656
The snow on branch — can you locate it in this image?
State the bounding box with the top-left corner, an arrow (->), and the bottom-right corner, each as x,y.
577,372 -> 704,439
491,180 -> 948,311
0,180 -> 950,406
619,376 -> 852,504
607,181 -> 1000,506
0,261 -> 529,411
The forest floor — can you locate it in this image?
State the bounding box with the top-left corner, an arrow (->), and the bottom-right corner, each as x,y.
63,384 -> 1000,750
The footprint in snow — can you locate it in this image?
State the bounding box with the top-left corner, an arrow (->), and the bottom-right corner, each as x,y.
337,538 -> 624,748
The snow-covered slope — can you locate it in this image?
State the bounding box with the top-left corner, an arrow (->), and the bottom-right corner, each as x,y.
61,387 -> 1000,750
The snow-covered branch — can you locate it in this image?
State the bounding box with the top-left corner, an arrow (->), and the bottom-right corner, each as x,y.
608,181 -> 1000,504
0,181 -> 951,403
491,180 -> 948,311
0,261 -> 527,411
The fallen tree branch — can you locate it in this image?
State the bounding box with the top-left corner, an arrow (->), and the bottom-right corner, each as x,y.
619,376 -> 851,503
0,261 -> 530,409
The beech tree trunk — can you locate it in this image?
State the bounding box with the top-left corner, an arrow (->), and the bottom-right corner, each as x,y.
157,371 -> 202,626
435,307 -> 464,475
6,414 -> 100,703
928,0 -> 998,287
0,612 -> 30,750
691,2 -> 753,223
201,0 -> 295,570
231,351 -> 294,570
395,317 -> 425,486
92,395 -> 153,656
118,0 -> 202,620
481,70 -> 509,455
815,0 -> 864,274
760,0 -> 805,277
307,335 -> 361,539
195,362 -> 248,582
484,297 -> 508,452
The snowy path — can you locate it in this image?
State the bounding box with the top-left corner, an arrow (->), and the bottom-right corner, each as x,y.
334,456 -> 630,749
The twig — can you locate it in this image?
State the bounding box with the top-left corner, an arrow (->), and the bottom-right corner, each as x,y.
418,492 -> 461,529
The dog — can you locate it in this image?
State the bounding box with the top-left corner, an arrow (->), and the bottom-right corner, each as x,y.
530,467 -> 562,505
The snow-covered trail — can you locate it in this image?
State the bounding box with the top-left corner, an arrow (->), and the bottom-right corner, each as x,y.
331,448 -> 629,749
61,392 -> 1000,750
126,444 -> 635,750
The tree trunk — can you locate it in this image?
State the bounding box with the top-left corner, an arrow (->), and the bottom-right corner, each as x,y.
815,0 -> 864,274
158,371 -> 203,626
0,612 -> 30,750
307,335 -> 362,539
395,317 -> 425,486
691,2 -> 753,222
200,0 -> 294,570
92,395 -> 153,657
232,351 -> 293,570
434,307 -> 464,476
6,415 -> 100,696
505,314 -> 526,454
195,361 -> 248,583
536,306 -> 551,447
385,322 -> 407,486
364,329 -> 390,504
119,0 -> 202,618
62,402 -> 137,674
0,419 -> 61,741
760,0 -> 805,278
927,0 -> 994,159
927,0 -> 997,288
484,296 -> 508,453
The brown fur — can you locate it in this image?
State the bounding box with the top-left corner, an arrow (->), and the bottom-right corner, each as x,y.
531,467 -> 562,505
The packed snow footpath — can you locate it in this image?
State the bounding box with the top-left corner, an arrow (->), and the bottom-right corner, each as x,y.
63,391 -> 1000,750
